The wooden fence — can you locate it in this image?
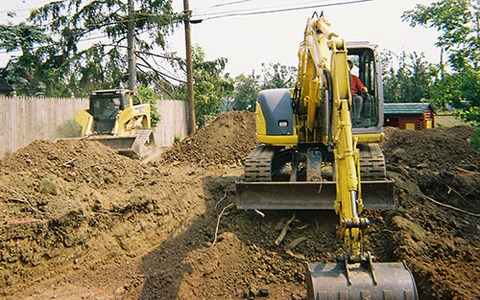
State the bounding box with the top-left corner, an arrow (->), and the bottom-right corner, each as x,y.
0,96 -> 188,158
154,99 -> 188,147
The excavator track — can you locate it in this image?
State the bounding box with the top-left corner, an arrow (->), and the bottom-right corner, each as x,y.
359,143 -> 386,180
244,144 -> 387,182
244,145 -> 276,182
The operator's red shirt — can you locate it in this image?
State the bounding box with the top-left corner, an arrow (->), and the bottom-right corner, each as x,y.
351,74 -> 365,95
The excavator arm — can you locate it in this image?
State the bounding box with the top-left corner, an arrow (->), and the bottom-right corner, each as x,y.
295,14 -> 418,299
297,14 -> 365,259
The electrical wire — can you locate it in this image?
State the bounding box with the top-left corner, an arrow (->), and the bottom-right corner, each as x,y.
211,0 -> 260,9
192,0 -> 373,20
195,0 -> 335,16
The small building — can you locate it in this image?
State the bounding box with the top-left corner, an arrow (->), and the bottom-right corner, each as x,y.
384,103 -> 435,130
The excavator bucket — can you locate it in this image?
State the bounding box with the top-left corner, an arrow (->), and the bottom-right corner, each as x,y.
236,179 -> 394,210
85,129 -> 154,159
306,261 -> 418,300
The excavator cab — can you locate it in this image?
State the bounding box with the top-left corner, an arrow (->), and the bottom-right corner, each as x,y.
348,43 -> 382,130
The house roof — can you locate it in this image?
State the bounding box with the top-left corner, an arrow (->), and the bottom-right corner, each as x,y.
384,103 -> 433,116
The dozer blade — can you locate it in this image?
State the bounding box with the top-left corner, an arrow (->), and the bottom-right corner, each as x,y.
85,129 -> 154,160
88,135 -> 136,151
306,262 -> 418,300
236,180 -> 394,210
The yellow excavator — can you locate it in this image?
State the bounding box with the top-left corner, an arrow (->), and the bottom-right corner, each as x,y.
75,89 -> 155,159
236,13 -> 418,298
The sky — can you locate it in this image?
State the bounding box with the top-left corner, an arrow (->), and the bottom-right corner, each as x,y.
169,0 -> 441,76
0,0 -> 441,78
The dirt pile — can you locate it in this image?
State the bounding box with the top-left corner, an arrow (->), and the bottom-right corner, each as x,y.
383,126 -> 479,172
0,113 -> 478,299
160,111 -> 257,167
381,126 -> 480,299
0,139 -> 213,298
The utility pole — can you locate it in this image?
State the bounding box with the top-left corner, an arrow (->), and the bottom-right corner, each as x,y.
127,0 -> 136,91
183,0 -> 196,134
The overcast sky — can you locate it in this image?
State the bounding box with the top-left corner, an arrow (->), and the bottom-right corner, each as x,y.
1,0 -> 441,77
170,0 -> 441,76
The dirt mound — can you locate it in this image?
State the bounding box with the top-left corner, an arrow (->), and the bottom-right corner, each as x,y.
0,114 -> 479,299
382,126 -> 480,299
383,126 -> 479,171
0,138 -> 210,298
160,111 -> 257,167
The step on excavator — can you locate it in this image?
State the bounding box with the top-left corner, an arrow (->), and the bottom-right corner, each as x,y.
75,89 -> 155,159
236,13 -> 418,299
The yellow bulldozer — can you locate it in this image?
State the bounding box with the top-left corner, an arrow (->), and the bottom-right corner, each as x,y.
236,13 -> 418,299
75,89 -> 155,159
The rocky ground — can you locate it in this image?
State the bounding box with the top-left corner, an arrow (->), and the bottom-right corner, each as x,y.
0,111 -> 478,299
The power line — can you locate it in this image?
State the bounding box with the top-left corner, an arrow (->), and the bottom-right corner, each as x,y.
193,0 -> 373,20
211,0 -> 260,9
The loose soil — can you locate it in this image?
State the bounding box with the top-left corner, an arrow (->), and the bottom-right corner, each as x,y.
0,111 -> 478,299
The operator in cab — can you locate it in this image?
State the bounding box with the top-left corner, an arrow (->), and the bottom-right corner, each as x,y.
348,60 -> 368,124
102,99 -> 118,120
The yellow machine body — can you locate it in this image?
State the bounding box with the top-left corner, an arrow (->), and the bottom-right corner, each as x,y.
236,13 -> 418,299
75,89 -> 155,159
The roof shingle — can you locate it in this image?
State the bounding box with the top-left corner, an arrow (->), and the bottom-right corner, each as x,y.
384,103 -> 433,115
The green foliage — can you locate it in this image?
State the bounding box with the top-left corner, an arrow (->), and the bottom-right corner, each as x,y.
470,126 -> 480,150
0,0 -> 178,97
137,86 -> 161,128
193,47 -> 234,127
173,135 -> 182,144
232,73 -> 260,111
431,67 -> 480,124
231,63 -> 296,112
402,0 -> 479,72
260,63 -> 296,89
172,45 -> 233,128
0,23 -> 67,96
402,0 -> 480,123
382,51 -> 435,103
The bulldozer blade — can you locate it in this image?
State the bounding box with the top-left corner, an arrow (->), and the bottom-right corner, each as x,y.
306,262 -> 418,300
88,136 -> 136,151
84,130 -> 154,160
236,180 -> 394,210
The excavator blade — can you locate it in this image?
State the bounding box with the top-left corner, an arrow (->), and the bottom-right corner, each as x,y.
236,179 -> 394,210
306,262 -> 418,300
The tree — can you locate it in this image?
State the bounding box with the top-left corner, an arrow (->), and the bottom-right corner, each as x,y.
171,46 -> 233,128
403,0 -> 479,72
260,63 -> 297,89
0,23 -> 65,96
382,51 -> 436,103
230,63 -> 296,112
0,0 -> 179,97
402,0 -> 480,123
232,73 -> 260,111
137,86 -> 161,127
